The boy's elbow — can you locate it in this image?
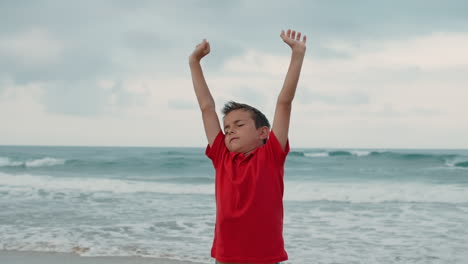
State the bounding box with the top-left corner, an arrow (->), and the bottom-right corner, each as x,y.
277,97 -> 293,106
200,103 -> 216,112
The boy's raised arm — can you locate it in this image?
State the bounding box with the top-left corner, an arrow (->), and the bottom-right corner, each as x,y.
189,39 -> 221,147
272,29 -> 307,151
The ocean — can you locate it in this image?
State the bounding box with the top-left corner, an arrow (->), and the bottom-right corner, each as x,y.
1,146 -> 467,263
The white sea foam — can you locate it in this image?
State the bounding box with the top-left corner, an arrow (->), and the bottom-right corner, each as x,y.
304,152 -> 329,157
0,157 -> 23,167
1,172 -> 467,203
0,172 -> 213,195
349,150 -> 372,157
0,157 -> 65,167
25,157 -> 65,167
445,157 -> 468,169
304,150 -> 373,158
284,181 -> 468,203
0,223 -> 213,263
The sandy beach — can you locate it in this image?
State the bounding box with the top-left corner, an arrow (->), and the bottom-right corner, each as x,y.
0,250 -> 205,264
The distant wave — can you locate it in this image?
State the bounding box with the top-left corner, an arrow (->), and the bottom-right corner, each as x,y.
289,151 -> 305,157
291,150 -> 465,162
454,161 -> 468,168
368,151 -> 454,160
0,157 -> 23,167
1,151 -> 466,171
303,150 -> 376,158
0,154 -> 206,171
304,152 -> 328,157
328,151 -> 353,156
0,157 -> 66,168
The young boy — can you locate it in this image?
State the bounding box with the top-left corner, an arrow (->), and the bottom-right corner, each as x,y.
189,29 -> 306,264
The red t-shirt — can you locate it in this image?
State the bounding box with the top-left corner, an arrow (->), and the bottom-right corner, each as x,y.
206,130 -> 289,263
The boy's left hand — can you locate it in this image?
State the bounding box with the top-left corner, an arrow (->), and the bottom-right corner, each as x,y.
280,29 -> 306,53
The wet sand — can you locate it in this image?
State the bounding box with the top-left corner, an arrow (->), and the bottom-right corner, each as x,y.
0,250 -> 205,264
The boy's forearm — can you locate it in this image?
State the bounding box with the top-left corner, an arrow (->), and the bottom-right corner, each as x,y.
277,50 -> 305,104
189,59 -> 216,111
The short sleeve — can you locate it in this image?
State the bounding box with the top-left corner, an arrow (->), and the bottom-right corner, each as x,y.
264,131 -> 290,166
205,130 -> 228,167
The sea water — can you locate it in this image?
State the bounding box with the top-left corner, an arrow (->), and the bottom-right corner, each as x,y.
1,146 -> 467,263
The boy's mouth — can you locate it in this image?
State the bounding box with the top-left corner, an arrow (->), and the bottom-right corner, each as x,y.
230,137 -> 239,143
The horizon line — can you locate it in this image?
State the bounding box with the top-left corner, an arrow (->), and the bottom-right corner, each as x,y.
1,144 -> 467,151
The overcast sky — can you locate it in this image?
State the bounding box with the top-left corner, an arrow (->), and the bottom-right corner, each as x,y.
1,0 -> 467,148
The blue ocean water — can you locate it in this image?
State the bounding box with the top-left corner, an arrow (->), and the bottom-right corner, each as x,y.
1,146 -> 467,263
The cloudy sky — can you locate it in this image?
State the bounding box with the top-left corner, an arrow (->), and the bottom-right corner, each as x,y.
1,0 -> 467,148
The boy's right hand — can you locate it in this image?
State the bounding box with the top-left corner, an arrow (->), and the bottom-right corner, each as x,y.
189,39 -> 210,63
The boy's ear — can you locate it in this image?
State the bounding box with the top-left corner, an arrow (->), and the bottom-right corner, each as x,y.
259,126 -> 270,140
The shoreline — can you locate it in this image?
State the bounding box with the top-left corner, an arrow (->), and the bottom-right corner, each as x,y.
0,250 -> 205,264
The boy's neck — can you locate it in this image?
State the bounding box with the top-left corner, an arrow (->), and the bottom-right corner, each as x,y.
243,143 -> 264,156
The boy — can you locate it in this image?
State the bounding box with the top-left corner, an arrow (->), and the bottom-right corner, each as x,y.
189,29 -> 306,264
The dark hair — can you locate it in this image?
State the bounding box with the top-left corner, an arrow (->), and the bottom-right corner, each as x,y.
222,101 -> 270,145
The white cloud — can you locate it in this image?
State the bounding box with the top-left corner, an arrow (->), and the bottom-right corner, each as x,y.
210,32 -> 468,148
0,78 -> 202,146
223,50 -> 290,76
223,32 -> 468,113
98,79 -> 116,90
304,32 -> 468,86
0,28 -> 63,67
354,32 -> 468,69
1,31 -> 467,148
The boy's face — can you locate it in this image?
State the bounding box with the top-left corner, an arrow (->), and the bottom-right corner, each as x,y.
223,109 -> 269,153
